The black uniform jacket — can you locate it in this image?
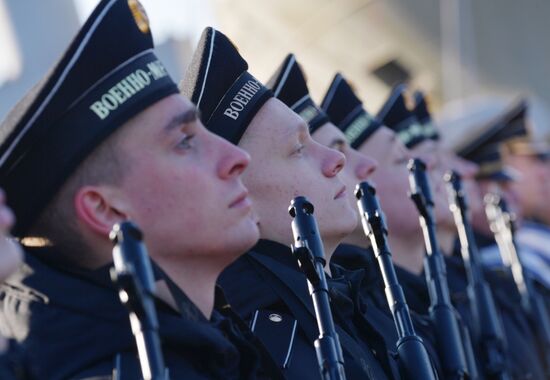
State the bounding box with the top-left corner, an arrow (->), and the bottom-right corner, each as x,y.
372,252 -> 480,379
332,244 -> 443,374
0,246 -> 282,380
0,340 -> 32,379
446,249 -> 548,380
332,243 -> 432,313
219,239 -> 407,380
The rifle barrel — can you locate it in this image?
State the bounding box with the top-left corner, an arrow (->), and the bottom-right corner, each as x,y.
289,196 -> 347,380
110,221 -> 168,380
445,172 -> 509,380
355,181 -> 437,380
484,194 -> 550,376
408,159 -> 470,380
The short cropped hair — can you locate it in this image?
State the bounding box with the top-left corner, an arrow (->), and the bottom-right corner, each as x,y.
28,127 -> 128,265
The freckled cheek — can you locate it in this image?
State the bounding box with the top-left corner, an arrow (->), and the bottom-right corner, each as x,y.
285,174 -> 312,200
263,177 -> 295,203
246,170 -> 297,210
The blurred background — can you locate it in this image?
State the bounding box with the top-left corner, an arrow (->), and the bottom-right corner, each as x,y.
1,0 -> 549,138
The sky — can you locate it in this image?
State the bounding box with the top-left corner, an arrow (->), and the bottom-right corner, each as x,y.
0,0 -> 21,86
73,0 -> 216,44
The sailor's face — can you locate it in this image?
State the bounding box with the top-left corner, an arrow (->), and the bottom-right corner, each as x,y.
0,190 -> 22,281
115,94 -> 259,260
357,127 -> 420,234
500,181 -> 523,225
507,154 -> 550,220
445,150 -> 483,223
312,122 -> 378,226
410,140 -> 455,229
238,98 -> 357,246
473,179 -> 523,235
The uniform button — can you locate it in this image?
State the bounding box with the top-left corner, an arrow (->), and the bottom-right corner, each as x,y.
269,313 -> 283,323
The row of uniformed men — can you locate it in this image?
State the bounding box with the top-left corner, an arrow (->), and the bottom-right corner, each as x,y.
0,0 -> 549,379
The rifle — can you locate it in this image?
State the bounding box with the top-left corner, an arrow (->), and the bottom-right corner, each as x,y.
445,172 -> 510,379
407,159 -> 470,379
289,196 -> 347,380
484,193 -> 550,376
355,181 -> 437,380
110,221 -> 169,380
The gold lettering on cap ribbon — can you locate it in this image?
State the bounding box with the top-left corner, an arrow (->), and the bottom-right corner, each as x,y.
89,60 -> 169,120
128,0 -> 150,34
299,105 -> 320,124
344,114 -> 372,143
223,79 -> 262,120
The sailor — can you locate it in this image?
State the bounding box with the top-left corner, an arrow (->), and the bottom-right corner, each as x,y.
0,1 -> 282,378
439,98 -> 537,274
181,27 -> 396,379
326,80 -> 484,377
502,131 -> 550,288
438,96 -> 548,379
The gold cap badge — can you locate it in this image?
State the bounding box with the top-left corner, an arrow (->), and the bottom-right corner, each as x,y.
128,0 -> 150,34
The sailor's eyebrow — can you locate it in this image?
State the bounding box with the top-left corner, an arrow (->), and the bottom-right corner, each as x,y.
163,107 -> 200,132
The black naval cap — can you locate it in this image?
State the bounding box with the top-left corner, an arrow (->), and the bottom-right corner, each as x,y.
413,90 -> 440,141
266,54 -> 330,134
377,84 -> 426,148
448,99 -> 529,181
320,73 -> 382,149
0,0 -> 179,237
180,27 -> 272,144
